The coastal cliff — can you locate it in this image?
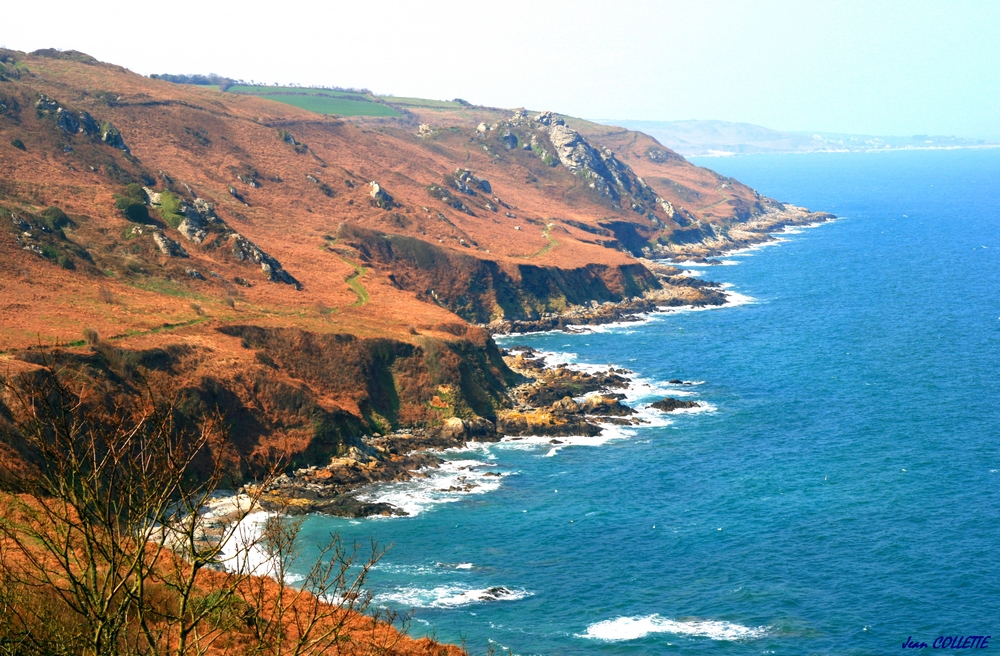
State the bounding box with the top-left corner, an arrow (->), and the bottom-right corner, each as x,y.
0,46 -> 830,500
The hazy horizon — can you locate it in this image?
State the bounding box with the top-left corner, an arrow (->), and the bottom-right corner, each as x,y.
4,0 -> 998,139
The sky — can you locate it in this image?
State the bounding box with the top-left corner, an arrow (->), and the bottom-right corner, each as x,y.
4,0 -> 999,138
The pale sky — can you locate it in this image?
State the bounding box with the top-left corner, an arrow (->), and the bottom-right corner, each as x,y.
4,0 -> 998,138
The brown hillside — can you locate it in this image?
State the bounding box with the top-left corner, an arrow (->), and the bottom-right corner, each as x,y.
0,48 -> 828,467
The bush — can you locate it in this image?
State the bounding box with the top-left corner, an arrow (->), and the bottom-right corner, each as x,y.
158,190 -> 184,229
82,327 -> 100,345
41,206 -> 72,230
10,137 -> 25,150
124,183 -> 147,203
115,195 -> 149,223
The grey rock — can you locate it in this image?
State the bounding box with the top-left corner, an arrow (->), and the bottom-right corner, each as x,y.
56,107 -> 79,133
229,233 -> 301,288
35,95 -> 59,113
369,181 -> 395,209
100,122 -> 130,153
77,111 -> 99,135
152,231 -> 188,257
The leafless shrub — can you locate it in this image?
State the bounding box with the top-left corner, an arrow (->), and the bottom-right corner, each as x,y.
190,302 -> 204,316
98,286 -> 114,304
82,327 -> 100,345
0,353 -> 406,655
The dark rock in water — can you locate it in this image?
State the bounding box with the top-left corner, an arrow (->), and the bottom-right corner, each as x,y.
481,586 -> 513,600
668,379 -> 683,384
651,397 -> 701,412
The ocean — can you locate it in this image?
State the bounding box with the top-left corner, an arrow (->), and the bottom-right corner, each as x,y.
291,148 -> 1000,654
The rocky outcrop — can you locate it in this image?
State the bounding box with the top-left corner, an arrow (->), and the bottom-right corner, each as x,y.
337,223 -> 663,323
478,109 -> 665,216
176,198 -> 219,244
229,233 -> 300,288
151,229 -> 188,257
650,397 -> 701,412
368,181 -> 395,209
494,349 -> 639,438
35,94 -> 125,152
147,191 -> 299,287
450,169 -> 491,195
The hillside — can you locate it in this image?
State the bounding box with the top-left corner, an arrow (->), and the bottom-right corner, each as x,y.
0,47 -> 829,472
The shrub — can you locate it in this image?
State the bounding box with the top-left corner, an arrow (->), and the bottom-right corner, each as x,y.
98,286 -> 114,304
10,138 -> 25,150
158,191 -> 184,229
115,195 -> 149,223
82,327 -> 100,345
124,183 -> 147,203
41,206 -> 72,230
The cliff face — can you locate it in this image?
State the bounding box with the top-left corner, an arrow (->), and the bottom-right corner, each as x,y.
3,323 -> 516,476
336,223 -> 660,322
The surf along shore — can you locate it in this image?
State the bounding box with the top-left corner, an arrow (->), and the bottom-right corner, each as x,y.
202,204 -> 833,526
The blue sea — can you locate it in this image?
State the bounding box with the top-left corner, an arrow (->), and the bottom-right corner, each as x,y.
294,148 -> 1000,654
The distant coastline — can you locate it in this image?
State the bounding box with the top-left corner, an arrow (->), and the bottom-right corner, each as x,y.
694,143 -> 1000,158
598,118 -> 999,158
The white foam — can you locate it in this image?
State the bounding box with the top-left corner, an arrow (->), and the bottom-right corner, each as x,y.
580,615 -> 769,642
721,290 -> 757,307
719,237 -> 789,258
215,511 -> 299,585
498,432 -> 631,457
376,585 -> 532,608
648,401 -> 717,415
355,459 -> 507,517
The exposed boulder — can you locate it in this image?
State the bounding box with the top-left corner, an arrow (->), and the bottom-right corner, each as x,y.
500,130 -> 518,150
534,110 -> 562,126
580,395 -> 634,416
34,94 -> 59,113
650,397 -> 701,412
229,233 -> 300,288
368,181 -> 395,209
100,122 -> 129,153
451,169 -> 491,195
77,111 -> 99,135
175,199 -> 218,244
55,107 -> 79,133
152,230 -> 188,257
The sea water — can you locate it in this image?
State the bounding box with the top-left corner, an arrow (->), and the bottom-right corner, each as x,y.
291,149 -> 1000,654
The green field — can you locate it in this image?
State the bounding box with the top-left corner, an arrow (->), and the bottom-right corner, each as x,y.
227,85 -> 361,97
376,96 -> 465,109
223,84 -> 474,116
226,86 -> 400,117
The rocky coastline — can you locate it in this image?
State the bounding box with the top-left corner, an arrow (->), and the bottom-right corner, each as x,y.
230,345 -> 699,520
221,208 -> 831,521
